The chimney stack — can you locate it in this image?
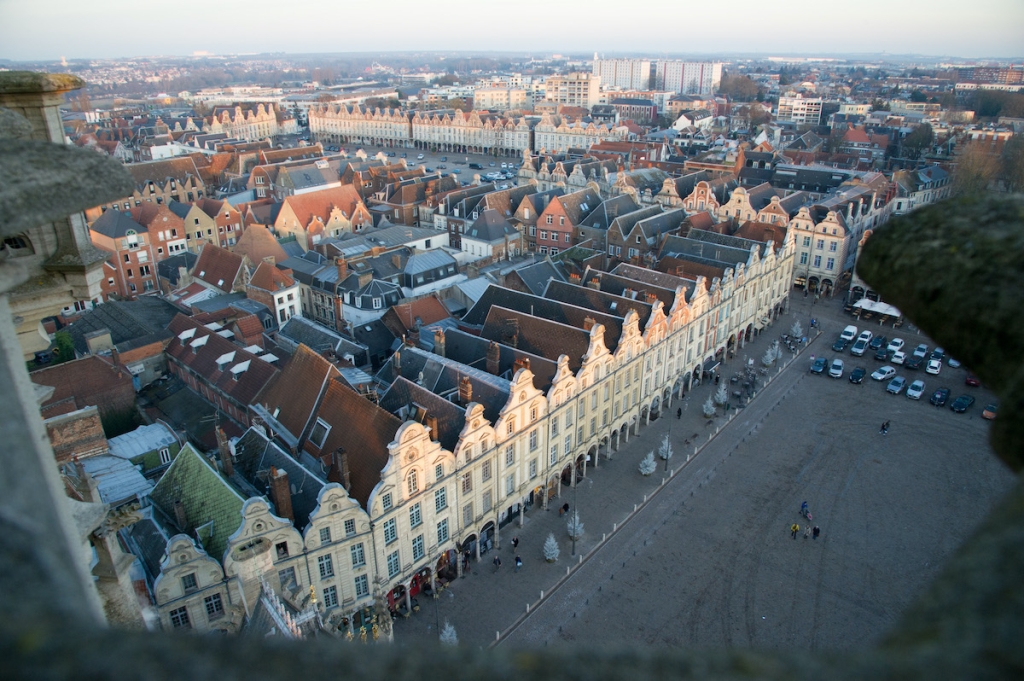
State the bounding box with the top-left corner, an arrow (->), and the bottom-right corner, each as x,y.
513,356 -> 530,374
486,341 -> 501,375
394,349 -> 401,371
173,499 -> 187,531
216,427 -> 233,477
583,316 -> 596,332
459,376 -> 473,404
425,415 -> 439,441
262,255 -> 276,266
434,328 -> 446,358
269,466 -> 294,524
335,256 -> 347,280
645,292 -> 658,304
588,278 -> 601,290
391,253 -> 402,269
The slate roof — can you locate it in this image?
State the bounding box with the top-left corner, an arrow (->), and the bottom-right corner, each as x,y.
581,268 -> 676,309
232,223 -> 288,266
579,195 -> 640,231
193,244 -> 246,293
90,210 -> 146,239
378,376 -> 466,452
66,298 -> 179,355
733,221 -> 788,252
481,185 -> 537,218
251,344 -> 340,449
506,259 -> 566,296
610,263 -> 695,301
126,157 -> 202,192
149,443 -> 245,561
544,280 -> 653,335
122,509 -> 170,586
231,427 -> 326,530
80,455 -> 154,506
305,380 -> 402,510
464,209 -> 519,244
480,305 -> 593,372
405,249 -> 457,276
277,317 -> 347,355
157,252 -> 199,287
439,327 -> 558,392
660,234 -> 753,268
553,187 -> 601,225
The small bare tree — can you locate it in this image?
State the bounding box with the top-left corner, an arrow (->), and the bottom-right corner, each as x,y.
566,511 -> 584,541
439,619 -> 458,646
638,451 -> 657,476
703,396 -> 716,418
790,321 -> 803,338
714,383 -> 729,406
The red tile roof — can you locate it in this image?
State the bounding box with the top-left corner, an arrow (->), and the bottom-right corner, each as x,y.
252,344 -> 339,444
280,185 -> 366,229
380,295 -> 450,337
231,223 -> 288,265
32,356 -> 136,420
248,261 -> 295,292
193,244 -> 246,293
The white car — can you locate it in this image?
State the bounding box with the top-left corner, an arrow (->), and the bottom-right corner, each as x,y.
891,351 -> 907,365
887,338 -> 905,353
857,330 -> 873,343
829,358 -> 844,378
872,366 -> 896,381
417,153 -> 425,160
926,359 -> 942,375
913,343 -> 929,359
907,379 -> 926,400
840,325 -> 858,342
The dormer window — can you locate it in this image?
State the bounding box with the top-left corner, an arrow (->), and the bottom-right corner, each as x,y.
308,419 -> 330,448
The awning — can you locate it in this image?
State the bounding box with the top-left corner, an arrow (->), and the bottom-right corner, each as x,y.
703,359 -> 721,373
853,298 -> 901,317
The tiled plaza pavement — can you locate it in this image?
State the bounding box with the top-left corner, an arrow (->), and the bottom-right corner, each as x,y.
393,294 -> 1015,650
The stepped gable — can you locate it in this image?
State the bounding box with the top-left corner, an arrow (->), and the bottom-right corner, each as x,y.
125,157 -> 201,192
463,285 -> 625,352
378,377 -> 466,453
440,327 -> 558,392
481,306 -> 592,372
232,223 -> 287,265
282,185 -> 365,226
544,280 -> 653,335
253,344 -> 340,447
306,380 -> 402,510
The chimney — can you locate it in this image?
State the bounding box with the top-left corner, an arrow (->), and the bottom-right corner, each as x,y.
425,415 -> 439,441
172,499 -> 187,531
486,341 -> 501,375
623,287 -> 635,299
459,376 -> 473,404
335,256 -> 347,280
391,253 -> 402,269
409,326 -> 421,347
394,349 -> 401,371
513,356 -> 530,374
340,449 -> 352,492
434,328 -> 446,358
569,272 -> 581,282
269,466 -> 294,524
588,278 -> 601,290
262,255 -> 276,266
645,292 -> 658,304
583,316 -> 596,332
216,427 -> 233,477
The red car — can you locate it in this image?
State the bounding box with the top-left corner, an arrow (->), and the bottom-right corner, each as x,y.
965,373 -> 981,387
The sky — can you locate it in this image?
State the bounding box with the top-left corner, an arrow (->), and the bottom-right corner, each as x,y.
1,0 -> 1022,61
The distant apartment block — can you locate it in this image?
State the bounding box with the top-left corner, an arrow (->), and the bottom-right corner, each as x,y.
653,61 -> 723,95
473,87 -> 529,111
592,57 -> 652,90
545,72 -> 602,110
776,96 -> 823,125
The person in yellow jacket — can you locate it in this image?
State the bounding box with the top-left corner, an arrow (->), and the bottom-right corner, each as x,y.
790,523 -> 800,539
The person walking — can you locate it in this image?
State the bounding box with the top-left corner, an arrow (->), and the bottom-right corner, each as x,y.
492,556 -> 501,571
803,526 -> 811,539
800,501 -> 808,517
790,523 -> 800,539
880,420 -> 890,435
515,556 -> 522,572
677,407 -> 682,419
511,536 -> 519,551
813,526 -> 821,540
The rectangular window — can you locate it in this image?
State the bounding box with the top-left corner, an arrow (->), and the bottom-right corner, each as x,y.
319,527 -> 331,544
383,518 -> 398,544
355,574 -> 369,598
529,429 -> 538,451
505,473 -> 515,496
565,233 -> 571,243
181,573 -> 197,592
461,472 -> 472,494
323,585 -> 338,608
412,534 -> 425,561
813,255 -> 822,267
482,490 -> 492,513
318,554 -> 334,579
817,239 -> 825,250
550,416 -> 559,437
829,241 -> 838,252
564,435 -> 572,455
409,503 -> 422,528
435,463 -> 444,481
505,445 -> 515,467
546,215 -> 552,224
278,567 -> 296,592
800,252 -> 808,265
381,492 -> 393,511
276,542 -> 289,559
350,543 -> 365,568
482,460 -> 492,481
826,258 -> 835,270
802,236 -> 811,247
437,518 -> 449,544
529,459 -> 538,479
159,448 -> 171,465
463,502 -> 473,526
344,519 -> 356,536
387,551 -> 400,578
434,487 -> 447,512
170,606 -> 191,629
204,593 -> 224,620
540,230 -> 548,240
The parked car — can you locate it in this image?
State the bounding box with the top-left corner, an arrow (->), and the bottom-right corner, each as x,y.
840,325 -> 858,342
832,338 -> 848,352
857,330 -> 872,344
850,339 -> 869,356
869,335 -> 887,351
452,168 -> 461,174
887,338 -> 905,353
489,162 -> 496,167
437,164 -> 446,169
982,403 -> 998,420
872,366 -> 896,381
965,373 -> 981,387
417,153 -> 425,160
829,358 -> 845,378
440,156 -> 447,162
951,395 -> 976,413
905,356 -> 923,370
926,359 -> 942,375
892,351 -> 907,365
810,357 -> 828,374
887,376 -> 907,395
930,387 -> 951,407
874,347 -> 891,361
401,152 -> 408,158
906,379 -> 926,400
849,367 -> 867,384
913,343 -> 929,359
931,347 -> 945,362
948,357 -> 962,368
501,162 -> 508,168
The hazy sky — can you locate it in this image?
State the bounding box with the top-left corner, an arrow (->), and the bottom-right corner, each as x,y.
1,0 -> 1022,61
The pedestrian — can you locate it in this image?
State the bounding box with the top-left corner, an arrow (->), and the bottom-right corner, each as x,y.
880,420 -> 890,435
790,523 -> 800,539
803,526 -> 811,539
804,289 -> 808,298
560,502 -> 569,517
714,374 -> 720,385
677,407 -> 682,419
493,556 -> 501,570
515,555 -> 522,572
800,501 -> 808,517
813,526 -> 820,540
512,536 -> 519,551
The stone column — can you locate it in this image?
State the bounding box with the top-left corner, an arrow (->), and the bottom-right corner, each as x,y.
404,582 -> 413,614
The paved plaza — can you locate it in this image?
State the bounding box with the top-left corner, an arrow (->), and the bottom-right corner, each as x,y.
392,294 -> 1015,651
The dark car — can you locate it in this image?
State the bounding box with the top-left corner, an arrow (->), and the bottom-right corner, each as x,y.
929,387 -> 951,407
440,156 -> 447,162
832,338 -> 848,352
965,373 -> 981,387
951,395 -> 976,413
400,152 -> 407,158
849,367 -> 867,384
874,347 -> 890,361
905,355 -> 923,370
869,335 -> 887,351
810,357 -> 828,374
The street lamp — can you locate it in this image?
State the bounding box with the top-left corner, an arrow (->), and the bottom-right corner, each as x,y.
571,464 -> 578,556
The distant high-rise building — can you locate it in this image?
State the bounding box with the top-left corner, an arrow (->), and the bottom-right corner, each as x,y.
653,61 -> 723,95
544,72 -> 602,109
592,57 -> 652,90
776,96 -> 823,125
